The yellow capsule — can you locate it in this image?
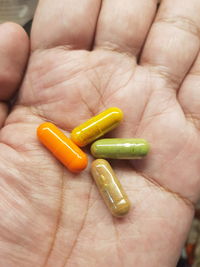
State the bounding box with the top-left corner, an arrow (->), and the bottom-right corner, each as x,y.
91,159 -> 131,217
71,107 -> 123,147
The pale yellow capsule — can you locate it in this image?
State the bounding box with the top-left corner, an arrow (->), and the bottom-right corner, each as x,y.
71,107 -> 123,147
91,159 -> 131,217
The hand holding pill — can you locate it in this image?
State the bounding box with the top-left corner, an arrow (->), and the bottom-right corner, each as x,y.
1,0 -> 200,265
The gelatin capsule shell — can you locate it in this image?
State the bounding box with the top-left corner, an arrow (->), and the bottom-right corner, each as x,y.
71,107 -> 123,147
37,122 -> 88,173
91,138 -> 150,159
91,159 -> 131,217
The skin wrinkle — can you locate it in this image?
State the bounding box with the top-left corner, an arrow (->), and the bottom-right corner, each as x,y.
79,91 -> 104,118
35,67 -> 85,92
90,52 -> 135,98
155,128 -> 194,170
139,91 -> 177,126
0,170 -> 33,209
30,64 -> 87,93
25,50 -> 124,109
185,112 -> 200,132
4,104 -> 57,134
27,52 -> 93,101
178,71 -> 200,133
26,50 -> 136,123
42,168 -> 65,267
92,65 -> 110,99
134,169 -> 195,210
177,83 -> 199,127
104,63 -> 136,104
84,68 -> 106,115
189,70 -> 200,76
96,65 -> 116,100
145,64 -> 182,91
0,130 -> 30,154
134,110 -> 166,137
95,42 -> 139,59
155,15 -> 200,39
133,78 -> 154,136
112,217 -> 124,267
62,182 -> 94,267
31,45 -> 75,54
21,49 -> 138,122
0,150 -> 61,265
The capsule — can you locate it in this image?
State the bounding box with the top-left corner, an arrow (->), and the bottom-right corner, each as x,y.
91,138 -> 150,159
37,122 -> 88,172
71,107 -> 123,147
91,159 -> 130,217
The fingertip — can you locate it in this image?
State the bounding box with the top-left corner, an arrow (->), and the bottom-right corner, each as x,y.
0,22 -> 29,51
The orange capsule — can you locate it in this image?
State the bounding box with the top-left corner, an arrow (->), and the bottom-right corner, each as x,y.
37,122 -> 88,173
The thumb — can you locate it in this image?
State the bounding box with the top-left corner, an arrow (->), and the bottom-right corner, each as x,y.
0,22 -> 29,127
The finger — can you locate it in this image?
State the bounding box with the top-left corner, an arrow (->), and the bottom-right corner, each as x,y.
140,0 -> 200,90
178,52 -> 200,130
0,23 -> 29,100
31,0 -> 102,51
94,0 -> 158,57
0,103 -> 8,128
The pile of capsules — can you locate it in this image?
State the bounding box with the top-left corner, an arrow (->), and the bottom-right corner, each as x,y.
37,107 -> 150,217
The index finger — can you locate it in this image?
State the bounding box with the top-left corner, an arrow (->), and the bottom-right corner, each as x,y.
31,0 -> 102,51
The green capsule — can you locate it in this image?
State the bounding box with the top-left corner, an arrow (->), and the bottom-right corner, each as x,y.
91,138 -> 150,159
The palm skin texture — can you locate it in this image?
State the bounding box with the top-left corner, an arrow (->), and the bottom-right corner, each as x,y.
0,0 -> 200,266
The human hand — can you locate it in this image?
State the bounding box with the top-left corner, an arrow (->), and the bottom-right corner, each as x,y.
1,0 -> 200,266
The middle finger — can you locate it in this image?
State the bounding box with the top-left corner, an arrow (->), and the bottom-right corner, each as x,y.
94,0 -> 158,58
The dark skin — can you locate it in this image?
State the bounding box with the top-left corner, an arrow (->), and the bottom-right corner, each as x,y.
0,0 -> 200,266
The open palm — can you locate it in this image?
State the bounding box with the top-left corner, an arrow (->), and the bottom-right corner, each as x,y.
1,1 -> 200,266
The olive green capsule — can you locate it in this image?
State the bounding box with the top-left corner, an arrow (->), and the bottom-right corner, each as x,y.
91,159 -> 130,217
91,138 -> 150,159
